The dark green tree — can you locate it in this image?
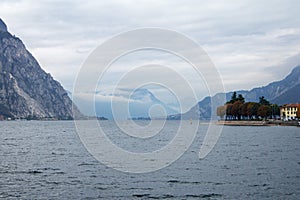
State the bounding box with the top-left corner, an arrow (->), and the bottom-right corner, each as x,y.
270,104 -> 280,118
259,96 -> 270,105
227,92 -> 237,104
257,105 -> 271,119
231,92 -> 237,101
237,94 -> 245,103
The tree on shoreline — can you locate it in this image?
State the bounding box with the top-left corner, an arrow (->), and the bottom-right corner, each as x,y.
259,96 -> 270,105
257,105 -> 271,119
217,92 -> 280,120
226,104 -> 233,120
270,104 -> 280,118
226,92 -> 245,104
232,101 -> 243,120
226,92 -> 237,104
237,94 -> 245,103
216,105 -> 226,120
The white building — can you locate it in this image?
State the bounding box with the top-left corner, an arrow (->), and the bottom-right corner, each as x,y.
280,104 -> 299,120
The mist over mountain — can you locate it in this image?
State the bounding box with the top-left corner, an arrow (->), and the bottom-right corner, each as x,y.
93,88 -> 178,119
77,65 -> 300,120
0,18 -> 82,119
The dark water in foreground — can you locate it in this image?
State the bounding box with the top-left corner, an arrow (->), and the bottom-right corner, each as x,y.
1,121 -> 299,199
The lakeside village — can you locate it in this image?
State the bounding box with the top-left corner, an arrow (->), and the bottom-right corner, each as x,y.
216,92 -> 300,126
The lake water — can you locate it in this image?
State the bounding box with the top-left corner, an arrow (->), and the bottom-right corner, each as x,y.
1,121 -> 299,199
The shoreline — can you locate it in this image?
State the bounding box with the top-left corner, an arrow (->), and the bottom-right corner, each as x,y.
217,120 -> 300,127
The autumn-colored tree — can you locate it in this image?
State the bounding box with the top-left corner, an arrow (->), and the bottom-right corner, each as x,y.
226,104 -> 233,120
232,101 -> 243,120
241,102 -> 251,119
217,105 -> 226,120
218,92 -> 281,121
257,105 -> 271,119
247,102 -> 260,119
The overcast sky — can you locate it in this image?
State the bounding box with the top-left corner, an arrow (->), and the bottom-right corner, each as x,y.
1,0 -> 300,110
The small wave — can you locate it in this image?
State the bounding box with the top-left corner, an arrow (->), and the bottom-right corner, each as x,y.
27,170 -> 43,174
51,171 -> 65,175
264,187 -> 274,191
37,167 -> 60,171
51,152 -> 65,155
167,179 -> 179,183
127,187 -> 153,191
167,180 -> 202,185
132,194 -> 150,198
44,180 -> 60,185
132,194 -> 175,199
148,194 -> 175,199
213,182 -> 225,185
132,194 -> 221,199
0,193 -> 21,198
249,183 -> 269,188
1,170 -> 43,174
284,193 -> 294,196
2,143 -> 18,147
94,186 -> 108,190
185,193 -> 222,198
78,162 -> 94,166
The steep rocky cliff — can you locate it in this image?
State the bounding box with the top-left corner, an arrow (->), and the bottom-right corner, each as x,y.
0,18 -> 82,119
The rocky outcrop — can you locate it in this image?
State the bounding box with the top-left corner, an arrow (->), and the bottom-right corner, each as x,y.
0,18 -> 83,119
0,18 -> 7,32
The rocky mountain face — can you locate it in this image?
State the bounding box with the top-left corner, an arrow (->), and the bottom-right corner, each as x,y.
0,18 -> 7,32
228,66 -> 300,105
0,18 -> 82,119
173,65 -> 300,120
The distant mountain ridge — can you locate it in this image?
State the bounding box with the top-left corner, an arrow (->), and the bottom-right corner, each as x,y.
0,18 -> 82,119
129,88 -> 178,118
239,66 -> 300,105
94,88 -> 178,119
173,65 -> 300,120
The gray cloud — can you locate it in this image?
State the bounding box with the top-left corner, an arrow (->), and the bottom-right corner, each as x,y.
1,0 -> 300,109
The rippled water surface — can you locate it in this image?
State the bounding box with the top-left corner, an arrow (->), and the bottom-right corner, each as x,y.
1,121 -> 300,199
